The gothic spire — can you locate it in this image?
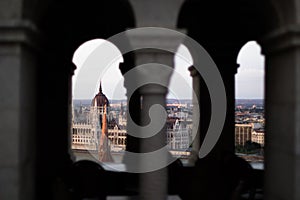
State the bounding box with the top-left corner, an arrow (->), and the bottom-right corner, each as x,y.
99,81 -> 103,93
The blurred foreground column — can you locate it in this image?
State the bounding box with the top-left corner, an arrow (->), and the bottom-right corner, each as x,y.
126,29 -> 184,200
126,0 -> 186,199
261,23 -> 300,200
0,19 -> 38,199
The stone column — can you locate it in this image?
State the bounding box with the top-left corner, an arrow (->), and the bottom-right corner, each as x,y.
191,51 -> 238,160
69,63 -> 77,161
260,25 -> 300,200
125,1 -> 186,199
216,61 -> 237,158
182,34 -> 241,198
139,83 -> 170,200
188,66 -> 201,164
119,53 -> 142,154
0,19 -> 39,200
124,29 -> 184,199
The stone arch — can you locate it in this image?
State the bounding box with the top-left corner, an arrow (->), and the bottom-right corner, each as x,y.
176,1 -> 282,199
177,0 -> 280,42
32,1 -> 135,198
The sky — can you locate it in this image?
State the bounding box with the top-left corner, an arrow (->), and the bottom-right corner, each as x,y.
236,41 -> 265,99
72,39 -> 265,100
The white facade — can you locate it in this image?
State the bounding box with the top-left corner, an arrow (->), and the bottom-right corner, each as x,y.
71,123 -> 99,150
252,130 -> 265,147
108,125 -> 127,151
167,119 -> 191,150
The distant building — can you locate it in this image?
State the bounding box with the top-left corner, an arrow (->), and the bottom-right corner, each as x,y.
71,123 -> 99,150
71,102 -> 101,151
72,84 -> 194,154
118,102 -> 127,127
252,129 -> 265,147
235,123 -> 253,146
72,83 -> 113,162
73,102 -> 90,124
108,125 -> 127,151
98,104 -> 114,162
167,118 -> 191,150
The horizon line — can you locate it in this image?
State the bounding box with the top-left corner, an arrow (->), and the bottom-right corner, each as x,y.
73,98 -> 265,100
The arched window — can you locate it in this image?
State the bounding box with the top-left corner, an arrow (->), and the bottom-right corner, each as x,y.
71,39 -> 126,163
235,41 -> 265,168
167,44 -> 194,159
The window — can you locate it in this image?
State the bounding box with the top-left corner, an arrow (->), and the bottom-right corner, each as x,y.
71,39 -> 125,163
235,41 -> 265,168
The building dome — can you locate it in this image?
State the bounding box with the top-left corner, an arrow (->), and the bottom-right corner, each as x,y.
91,83 -> 109,107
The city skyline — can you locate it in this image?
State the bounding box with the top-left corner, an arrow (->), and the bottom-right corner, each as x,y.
72,40 -> 265,100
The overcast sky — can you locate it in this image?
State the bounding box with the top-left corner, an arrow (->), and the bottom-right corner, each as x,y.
72,40 -> 264,100
236,41 -> 265,99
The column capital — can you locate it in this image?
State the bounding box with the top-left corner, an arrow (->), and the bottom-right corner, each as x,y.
129,0 -> 185,28
188,66 -> 200,77
126,27 -> 186,58
259,24 -> 300,55
124,28 -> 186,96
0,19 -> 42,52
124,63 -> 173,96
69,62 -> 77,76
139,84 -> 169,96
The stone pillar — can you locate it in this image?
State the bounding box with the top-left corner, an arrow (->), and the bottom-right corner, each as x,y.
216,61 -> 237,158
193,52 -> 237,160
125,1 -> 186,199
69,63 -> 77,161
139,83 -> 170,200
124,29 -> 184,199
0,19 -> 39,200
260,25 -> 300,200
188,66 -> 201,164
119,53 -> 142,154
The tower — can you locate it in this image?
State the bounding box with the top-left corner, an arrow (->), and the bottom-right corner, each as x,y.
90,82 -> 113,162
91,81 -> 109,117
98,104 -> 114,162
